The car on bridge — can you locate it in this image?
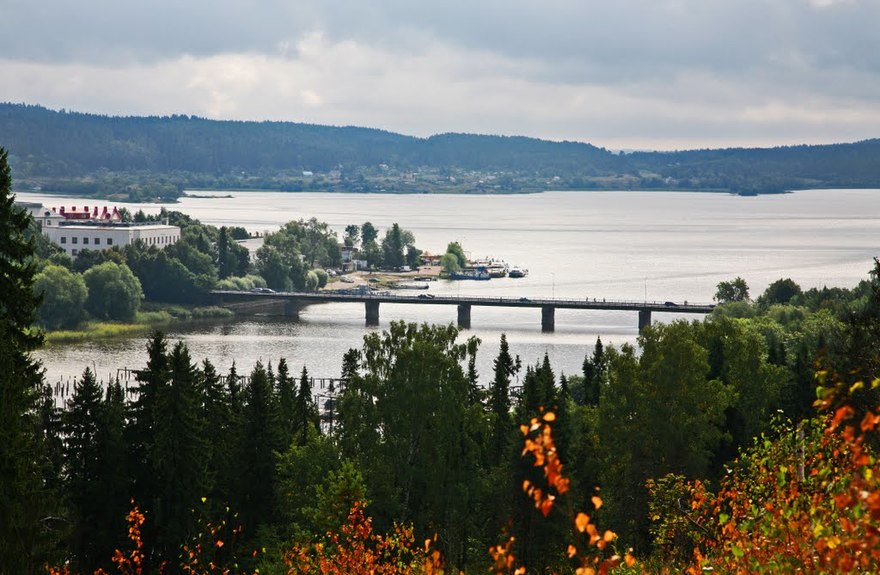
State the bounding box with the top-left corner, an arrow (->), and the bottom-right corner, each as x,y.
251,287 -> 276,294
418,293 -> 435,299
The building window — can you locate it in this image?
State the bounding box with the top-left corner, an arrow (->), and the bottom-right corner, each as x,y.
60,237 -> 67,244
83,237 -> 89,245
94,238 -> 100,245
72,237 -> 78,244
107,238 -> 113,246
72,249 -> 78,256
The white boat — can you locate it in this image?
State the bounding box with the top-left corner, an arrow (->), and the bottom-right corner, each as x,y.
508,267 -> 528,278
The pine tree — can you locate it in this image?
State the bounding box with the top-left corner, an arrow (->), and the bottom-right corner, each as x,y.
0,146 -> 61,573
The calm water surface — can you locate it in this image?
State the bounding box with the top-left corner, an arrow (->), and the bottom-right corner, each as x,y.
18,189 -> 880,386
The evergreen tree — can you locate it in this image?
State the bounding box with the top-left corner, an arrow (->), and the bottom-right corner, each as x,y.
0,146 -> 61,573
488,334 -> 519,465
295,365 -> 319,445
239,361 -> 283,533
91,379 -> 129,573
581,336 -> 606,406
127,331 -> 170,570
152,341 -> 211,563
200,358 -> 235,504
276,358 -> 296,447
62,367 -> 105,572
217,226 -> 231,279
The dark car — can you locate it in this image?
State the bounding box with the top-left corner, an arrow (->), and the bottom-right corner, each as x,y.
664,301 -> 677,307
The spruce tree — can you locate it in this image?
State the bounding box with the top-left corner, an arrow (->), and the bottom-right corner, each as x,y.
239,361 -> 283,533
152,341 -> 211,562
0,146 -> 61,572
201,358 -> 235,503
295,365 -> 319,445
127,331 -> 170,570
62,367 -> 105,572
582,336 -> 606,406
217,226 -> 231,279
92,379 -> 129,573
276,357 -> 296,447
488,334 -> 519,465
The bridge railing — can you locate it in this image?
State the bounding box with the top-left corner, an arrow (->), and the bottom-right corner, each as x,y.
213,289 -> 714,309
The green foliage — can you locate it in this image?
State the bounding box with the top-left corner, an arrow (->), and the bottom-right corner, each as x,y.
381,223 -> 406,269
598,322 -> 733,550
335,322 -> 485,566
313,268 -> 329,289
215,273 -> 266,291
581,336 -> 607,406
758,277 -> 802,306
0,147 -> 61,573
258,218 -> 340,290
239,361 -> 284,532
343,224 -> 360,247
439,252 -> 461,274
83,261 -> 144,321
63,367 -> 113,573
715,277 -> 750,303
445,241 -> 468,269
35,264 -> 88,329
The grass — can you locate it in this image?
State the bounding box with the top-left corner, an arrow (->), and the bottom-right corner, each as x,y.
44,305 -> 235,344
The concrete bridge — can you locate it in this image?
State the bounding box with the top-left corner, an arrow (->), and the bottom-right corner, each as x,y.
212,289 -> 715,333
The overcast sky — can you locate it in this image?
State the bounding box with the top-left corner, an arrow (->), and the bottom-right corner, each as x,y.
2,0 -> 878,150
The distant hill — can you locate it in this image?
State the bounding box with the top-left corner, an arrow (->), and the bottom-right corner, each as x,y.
1,103 -> 878,200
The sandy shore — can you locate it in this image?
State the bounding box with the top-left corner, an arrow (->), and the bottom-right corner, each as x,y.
323,265 -> 442,291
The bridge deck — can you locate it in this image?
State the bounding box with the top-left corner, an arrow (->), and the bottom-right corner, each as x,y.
212,290 -> 715,314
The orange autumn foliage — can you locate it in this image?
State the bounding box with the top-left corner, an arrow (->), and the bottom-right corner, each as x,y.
283,500 -> 447,575
680,375 -> 880,574
500,410 -> 637,575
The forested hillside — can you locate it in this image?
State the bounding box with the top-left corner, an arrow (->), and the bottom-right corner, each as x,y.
1,102 -> 879,200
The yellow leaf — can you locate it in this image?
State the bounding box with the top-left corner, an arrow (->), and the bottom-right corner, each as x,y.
567,544 -> 577,558
591,495 -> 603,510
542,411 -> 556,422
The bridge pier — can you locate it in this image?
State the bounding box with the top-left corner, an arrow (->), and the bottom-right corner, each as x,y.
638,309 -> 652,333
541,306 -> 555,332
365,301 -> 380,327
457,304 -> 472,329
283,299 -> 300,318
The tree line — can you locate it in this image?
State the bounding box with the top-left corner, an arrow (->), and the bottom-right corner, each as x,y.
4,103 -> 880,198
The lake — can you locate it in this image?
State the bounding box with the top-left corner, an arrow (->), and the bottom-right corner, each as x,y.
17,189 -> 880,387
